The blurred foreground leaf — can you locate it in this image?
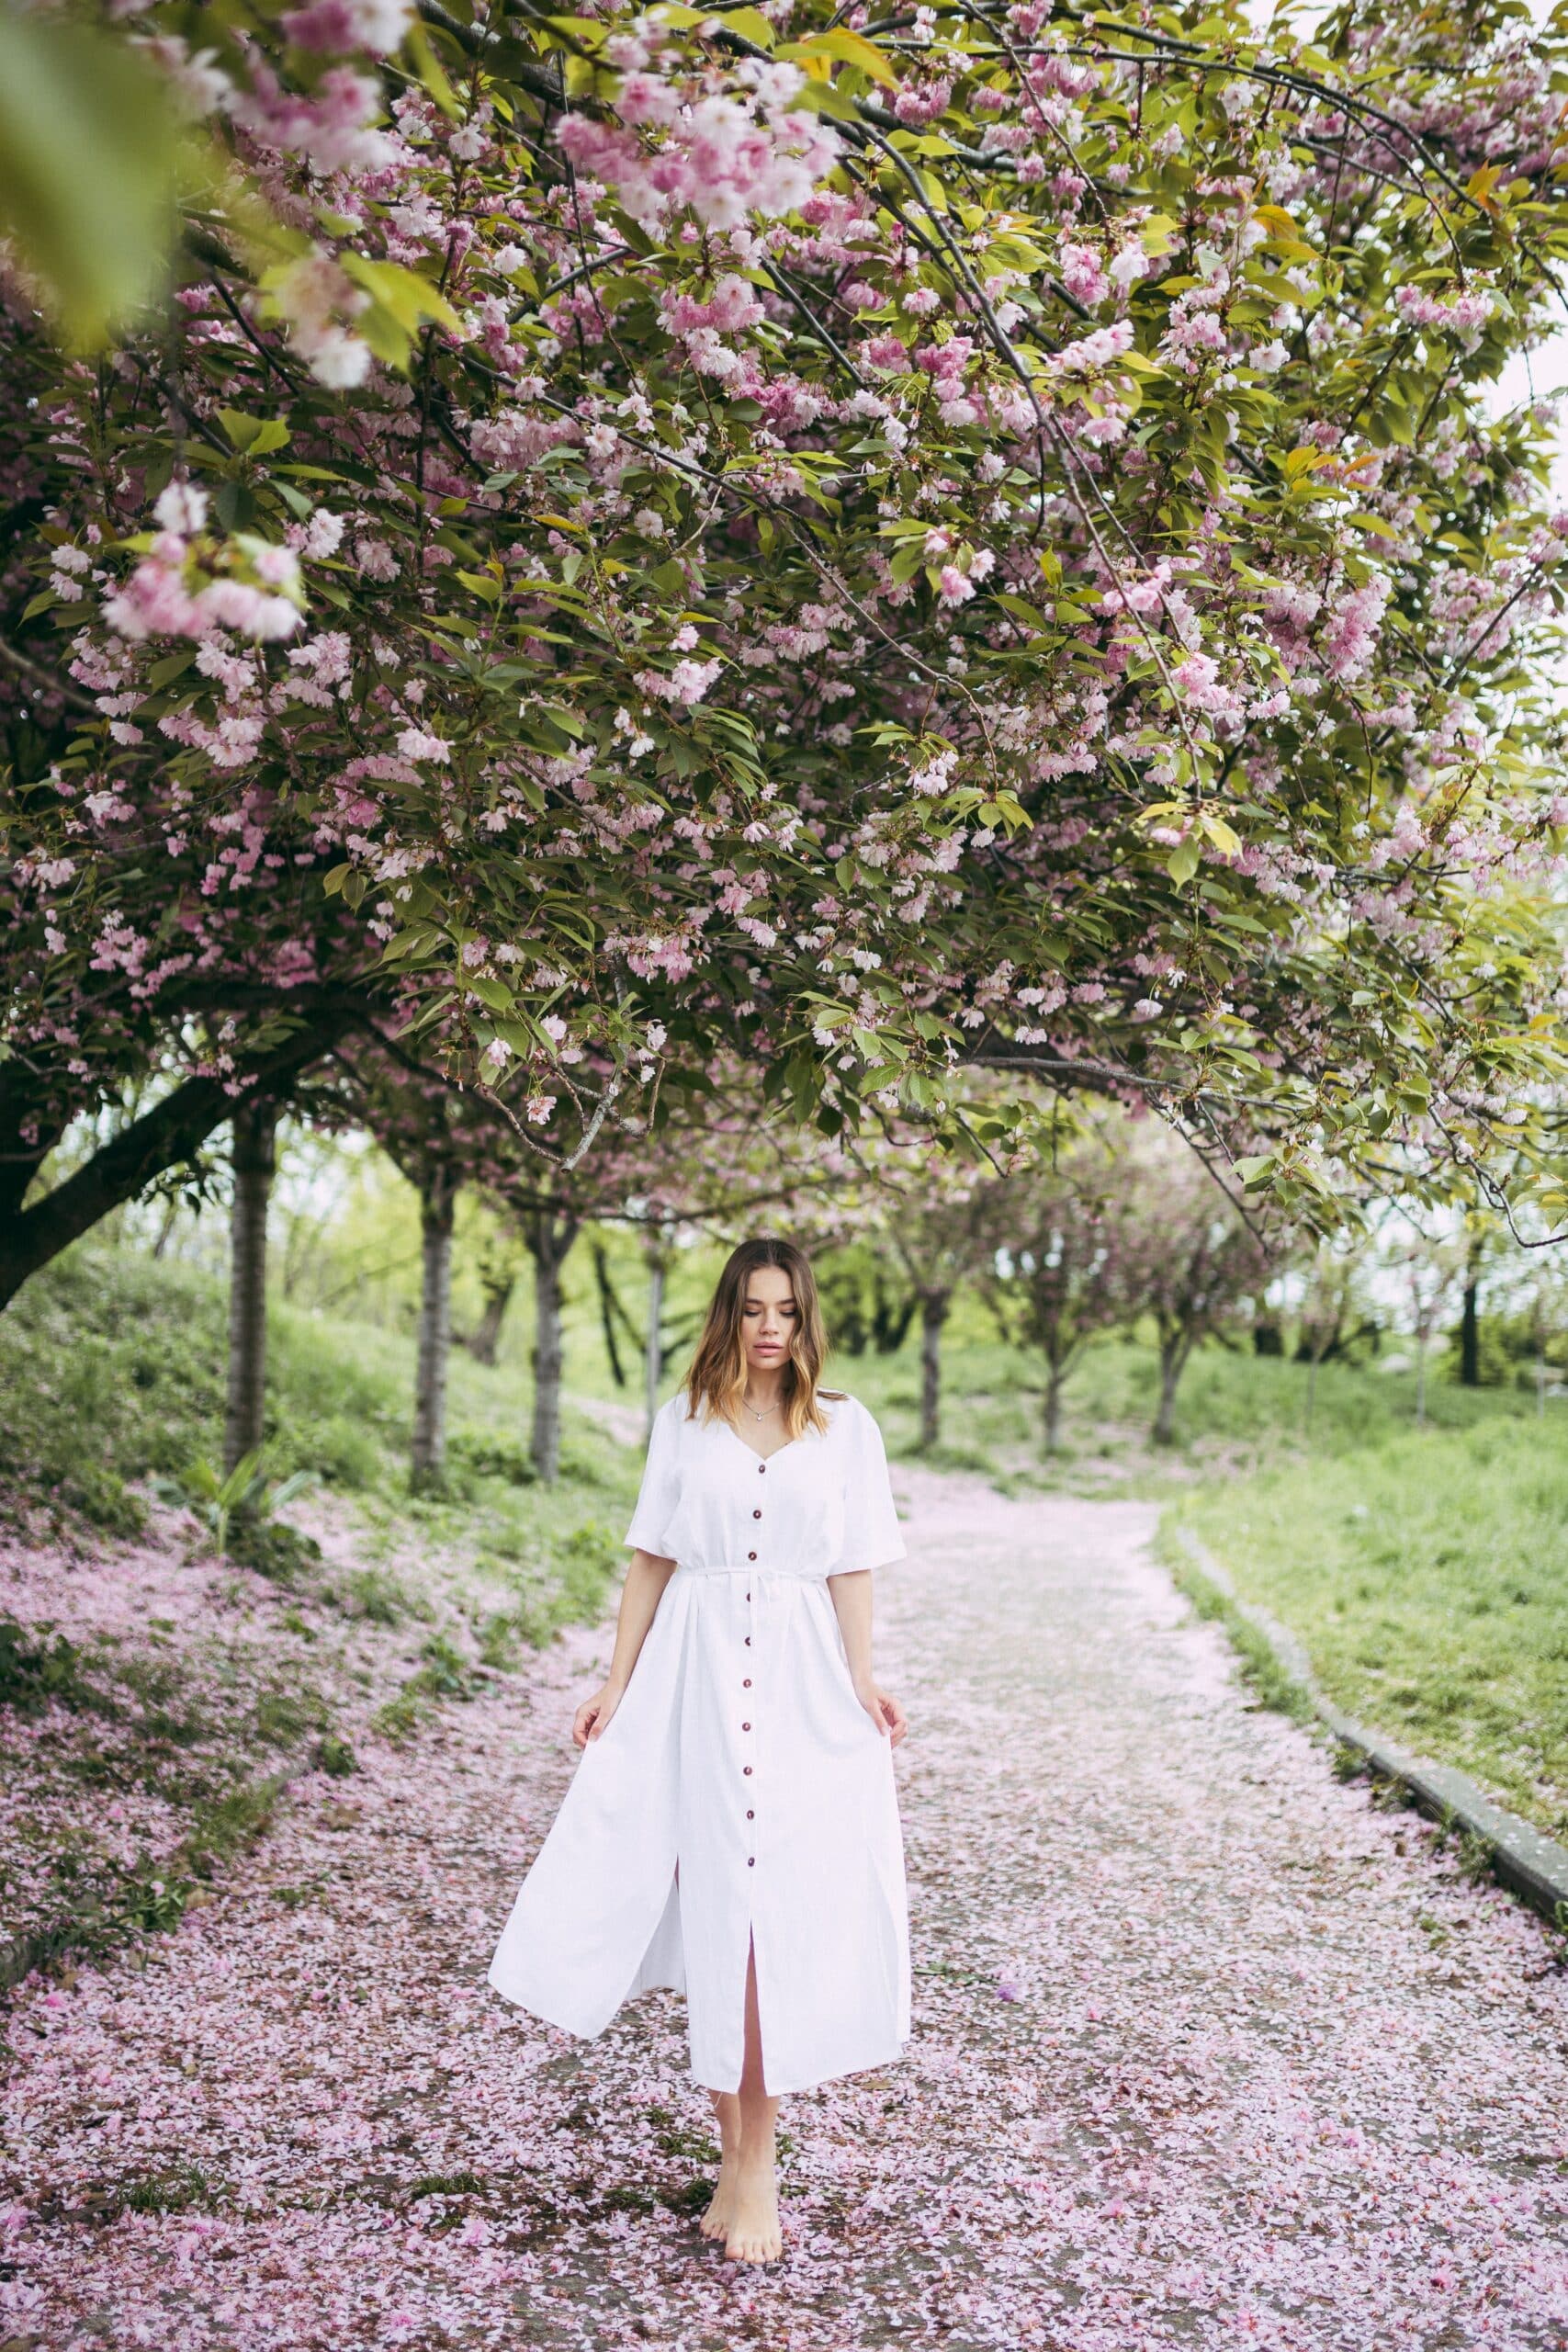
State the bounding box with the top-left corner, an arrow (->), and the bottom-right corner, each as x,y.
0,5 -> 182,346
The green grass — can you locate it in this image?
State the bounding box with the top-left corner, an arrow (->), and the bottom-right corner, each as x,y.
1156,1527 -> 1316,1725
1170,1417 -> 1568,1841
0,1244 -> 641,1986
0,1243 -> 641,1582
839,1323 -> 1550,1491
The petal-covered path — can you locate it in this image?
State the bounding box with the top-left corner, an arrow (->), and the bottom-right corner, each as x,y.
7,1466 -> 1568,2350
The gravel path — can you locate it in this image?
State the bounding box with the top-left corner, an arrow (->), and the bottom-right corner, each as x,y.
6,1466 -> 1568,2350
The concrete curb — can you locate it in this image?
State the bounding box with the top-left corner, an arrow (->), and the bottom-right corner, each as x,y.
1172,1526 -> 1568,1930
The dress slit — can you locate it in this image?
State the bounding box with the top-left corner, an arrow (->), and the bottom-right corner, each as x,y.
743,1922 -> 771,2097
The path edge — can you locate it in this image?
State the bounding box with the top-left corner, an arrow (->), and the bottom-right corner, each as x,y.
1169,1524 -> 1568,1930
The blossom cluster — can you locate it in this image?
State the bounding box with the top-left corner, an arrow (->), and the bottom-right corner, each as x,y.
3,0 -> 1567,1251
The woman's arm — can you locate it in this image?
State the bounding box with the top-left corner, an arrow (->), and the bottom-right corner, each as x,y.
828,1568 -> 908,1746
572,1549 -> 677,1747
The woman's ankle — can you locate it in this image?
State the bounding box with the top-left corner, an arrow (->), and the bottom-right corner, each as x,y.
710,2089 -> 742,2149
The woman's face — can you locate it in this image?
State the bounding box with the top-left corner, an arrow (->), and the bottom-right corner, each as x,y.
740,1266 -> 798,1374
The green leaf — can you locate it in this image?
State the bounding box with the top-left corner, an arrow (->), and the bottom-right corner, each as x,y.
218,410 -> 291,458
147,650 -> 197,689
0,9 -> 184,349
781,27 -> 899,85
1167,837 -> 1201,886
404,19 -> 462,118
717,6 -> 775,48
546,14 -> 612,45
340,255 -> 463,368
994,592 -> 1050,630
465,975 -> 515,1012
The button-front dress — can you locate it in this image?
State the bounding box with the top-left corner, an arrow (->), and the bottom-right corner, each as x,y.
487,1391 -> 911,2096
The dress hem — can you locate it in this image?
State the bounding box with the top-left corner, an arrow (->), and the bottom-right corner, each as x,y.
692,2034 -> 909,2099
486,1966 -> 908,2100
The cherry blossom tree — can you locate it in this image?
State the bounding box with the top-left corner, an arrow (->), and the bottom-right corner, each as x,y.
1295,1233 -> 1374,1432
807,1105 -> 1015,1448
976,1124 -> 1133,1453
5,0 -> 1568,1295
341,1057 -> 481,1486
457,1219 -> 527,1367
481,1074 -> 816,1477
1117,1136 -> 1286,1442
1390,1227 -> 1469,1426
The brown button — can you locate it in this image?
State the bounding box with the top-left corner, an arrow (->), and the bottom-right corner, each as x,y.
745,1591 -> 750,1601
747,1858 -> 755,1867
752,1509 -> 761,1521
746,1809 -> 754,1820
744,1635 -> 751,1646
743,1679 -> 751,1689
743,1765 -> 753,1776
758,1464 -> 765,1475
747,1551 -> 757,1562
741,1722 -> 751,1732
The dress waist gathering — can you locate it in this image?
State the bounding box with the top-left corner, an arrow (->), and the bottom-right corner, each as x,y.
673,1559 -> 829,1582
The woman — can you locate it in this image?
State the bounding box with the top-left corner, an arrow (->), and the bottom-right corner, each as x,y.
488,1236 -> 911,2265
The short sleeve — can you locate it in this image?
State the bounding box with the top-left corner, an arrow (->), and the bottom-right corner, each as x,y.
624,1396 -> 682,1556
829,1400 -> 907,1576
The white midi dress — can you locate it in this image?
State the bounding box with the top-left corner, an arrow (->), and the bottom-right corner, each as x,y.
487,1390 -> 911,2096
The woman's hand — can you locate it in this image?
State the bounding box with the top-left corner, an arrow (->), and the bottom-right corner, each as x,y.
572,1679 -> 626,1749
853,1676 -> 908,1747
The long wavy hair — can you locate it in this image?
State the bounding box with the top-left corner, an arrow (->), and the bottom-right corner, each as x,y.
683,1237 -> 842,1441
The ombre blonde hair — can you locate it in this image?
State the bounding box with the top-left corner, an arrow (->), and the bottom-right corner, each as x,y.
682,1237 -> 842,1441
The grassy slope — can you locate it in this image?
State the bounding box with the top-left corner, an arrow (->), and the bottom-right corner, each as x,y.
0,1248 -> 639,1987
1170,1419 -> 1568,1842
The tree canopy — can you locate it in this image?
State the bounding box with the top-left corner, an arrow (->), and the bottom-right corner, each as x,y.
5,0 -> 1568,1280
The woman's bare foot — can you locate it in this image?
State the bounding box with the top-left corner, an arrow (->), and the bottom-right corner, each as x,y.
699,2092 -> 741,2240
724,2147 -> 783,2265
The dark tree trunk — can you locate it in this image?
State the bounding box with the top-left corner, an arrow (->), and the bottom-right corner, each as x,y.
1043,1365 -> 1066,1455
0,1008 -> 351,1314
646,1252 -> 666,1440
591,1239 -> 628,1388
224,1099 -> 276,1476
460,1270 -> 514,1367
1152,1331 -> 1188,1446
919,1289 -> 949,1452
1460,1270 -> 1481,1387
412,1167 -> 457,1487
528,1216 -> 580,1483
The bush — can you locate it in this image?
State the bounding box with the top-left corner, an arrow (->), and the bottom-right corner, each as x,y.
447,1429 -> 536,1487
0,1250 -> 418,1536
228,1516 -> 322,1584
0,1619 -> 96,1715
